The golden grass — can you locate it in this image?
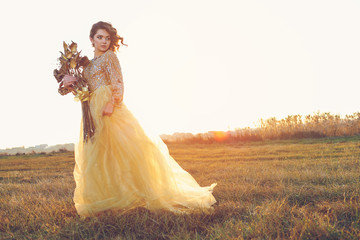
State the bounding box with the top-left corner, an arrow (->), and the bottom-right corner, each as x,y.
0,137 -> 360,239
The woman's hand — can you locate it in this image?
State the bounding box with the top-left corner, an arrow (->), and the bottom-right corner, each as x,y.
63,75 -> 78,91
102,101 -> 114,116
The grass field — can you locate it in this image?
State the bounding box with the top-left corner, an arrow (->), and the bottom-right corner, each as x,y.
1,136 -> 360,239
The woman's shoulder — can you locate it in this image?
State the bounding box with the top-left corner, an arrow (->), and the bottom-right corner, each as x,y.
104,50 -> 120,65
105,49 -> 117,58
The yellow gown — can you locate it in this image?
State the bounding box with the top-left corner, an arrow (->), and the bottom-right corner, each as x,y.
73,50 -> 217,217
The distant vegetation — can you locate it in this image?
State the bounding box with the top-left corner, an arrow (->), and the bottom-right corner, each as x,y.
3,111 -> 360,155
0,144 -> 74,156
161,111 -> 360,144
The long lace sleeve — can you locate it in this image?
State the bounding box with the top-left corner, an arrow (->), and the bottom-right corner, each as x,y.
105,51 -> 124,105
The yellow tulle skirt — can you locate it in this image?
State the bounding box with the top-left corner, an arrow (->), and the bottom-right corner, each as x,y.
73,85 -> 217,217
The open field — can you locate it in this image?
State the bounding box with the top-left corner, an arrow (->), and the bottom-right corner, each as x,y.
1,136 -> 360,239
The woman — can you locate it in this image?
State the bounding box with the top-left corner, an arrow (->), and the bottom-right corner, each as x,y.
63,21 -> 217,217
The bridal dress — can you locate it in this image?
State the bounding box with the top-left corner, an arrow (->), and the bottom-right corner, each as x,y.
73,49 -> 217,217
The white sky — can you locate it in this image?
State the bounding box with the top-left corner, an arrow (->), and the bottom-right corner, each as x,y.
0,0 -> 359,149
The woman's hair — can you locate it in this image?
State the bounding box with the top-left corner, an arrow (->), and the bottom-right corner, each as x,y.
90,21 -> 127,51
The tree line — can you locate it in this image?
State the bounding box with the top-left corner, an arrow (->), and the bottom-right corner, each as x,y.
161,112 -> 360,144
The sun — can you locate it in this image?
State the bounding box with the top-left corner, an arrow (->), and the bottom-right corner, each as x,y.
212,131 -> 230,142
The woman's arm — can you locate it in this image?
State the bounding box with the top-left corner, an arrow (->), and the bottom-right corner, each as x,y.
105,51 -> 124,106
102,51 -> 124,116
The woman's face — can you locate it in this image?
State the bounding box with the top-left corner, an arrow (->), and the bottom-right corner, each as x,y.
91,29 -> 111,53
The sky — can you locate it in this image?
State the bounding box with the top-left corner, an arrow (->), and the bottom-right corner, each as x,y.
0,0 -> 360,149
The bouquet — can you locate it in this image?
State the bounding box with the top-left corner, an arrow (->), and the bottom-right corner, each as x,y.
53,41 -> 95,142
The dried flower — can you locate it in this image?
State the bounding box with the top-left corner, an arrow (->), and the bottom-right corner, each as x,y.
63,41 -> 68,52
70,58 -> 77,69
69,41 -> 77,53
53,41 -> 95,142
74,87 -> 91,102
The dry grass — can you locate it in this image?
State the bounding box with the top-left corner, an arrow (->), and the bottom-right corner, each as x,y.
0,137 -> 360,239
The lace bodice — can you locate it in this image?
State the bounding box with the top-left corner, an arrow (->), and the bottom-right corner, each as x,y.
83,50 -> 124,106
